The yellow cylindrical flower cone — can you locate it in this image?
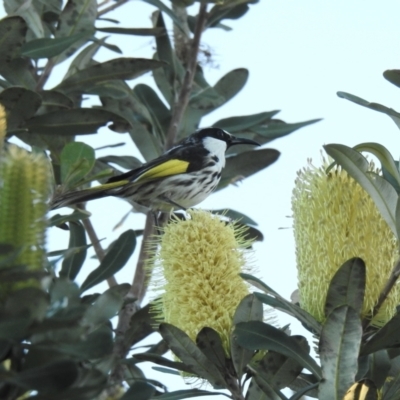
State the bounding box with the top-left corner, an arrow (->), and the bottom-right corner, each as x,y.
292,158 -> 400,326
152,210 -> 252,353
0,144 -> 52,294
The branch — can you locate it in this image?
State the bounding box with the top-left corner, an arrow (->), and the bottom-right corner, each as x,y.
36,59 -> 55,91
80,208 -> 117,287
164,2 -> 208,150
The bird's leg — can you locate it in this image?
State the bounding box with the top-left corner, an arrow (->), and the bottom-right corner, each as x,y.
160,195 -> 187,211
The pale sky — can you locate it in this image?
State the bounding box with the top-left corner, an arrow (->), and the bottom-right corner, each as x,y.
3,1 -> 400,397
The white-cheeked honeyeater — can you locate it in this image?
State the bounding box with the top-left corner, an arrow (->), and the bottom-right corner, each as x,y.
51,128 -> 260,212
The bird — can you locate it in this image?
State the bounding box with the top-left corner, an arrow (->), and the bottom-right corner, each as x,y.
51,127 -> 260,212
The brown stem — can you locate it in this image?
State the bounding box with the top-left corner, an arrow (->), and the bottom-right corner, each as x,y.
80,211 -> 117,287
36,59 -> 55,91
363,258 -> 400,330
164,2 -> 208,150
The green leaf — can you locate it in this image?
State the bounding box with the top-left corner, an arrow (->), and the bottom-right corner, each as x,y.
60,142 -> 95,186
20,32 -> 92,59
288,383 -> 319,400
324,258 -> 366,318
361,313 -> 400,355
383,70 -> 400,88
337,91 -> 400,130
141,0 -> 187,32
97,27 -> 164,36
134,353 -> 194,375
159,323 -> 227,388
250,367 -> 289,400
241,273 -> 322,334
215,111 -> 280,132
54,0 -> 97,64
124,303 -> 155,346
231,294 -> 263,380
324,143 -> 398,237
318,306 -> 362,400
254,336 -> 308,390
134,84 -> 171,140
39,90 -> 74,113
234,321 -> 321,378
0,87 -> 42,132
196,327 -> 227,372
56,58 -> 165,93
353,142 -> 400,190
26,108 -> 121,135
60,220 -> 87,281
98,155 -> 142,171
9,360 -> 78,393
83,284 -> 129,328
80,229 -> 136,292
246,380 -> 275,400
49,210 -> 90,227
120,381 -> 156,400
218,148 -> 280,189
0,16 -> 27,61
366,351 -> 390,389
155,389 -> 224,400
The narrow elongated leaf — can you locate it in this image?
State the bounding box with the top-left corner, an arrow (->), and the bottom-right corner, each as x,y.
319,306 -> 362,400
218,149 -> 280,189
141,0 -> 186,32
26,109 -> 121,135
215,111 -> 280,132
60,220 -> 87,280
159,323 -> 227,388
241,273 -> 322,334
234,321 -> 321,378
54,0 -> 97,64
361,313 -> 400,355
97,27 -> 164,36
230,294 -> 263,380
367,350 -> 390,388
196,327 -> 227,372
80,230 -> 136,292
120,381 -> 155,400
83,284 -> 129,327
255,336 -> 308,390
0,16 -> 27,61
252,118 -> 321,141
49,210 -> 90,227
384,70 -> 400,88
324,143 -> 398,237
246,380 -> 272,400
250,366 -> 289,400
98,155 -> 142,170
133,84 -> 171,139
155,389 -> 223,400
324,258 -> 366,318
134,353 -> 194,375
337,91 -> 400,130
353,142 -> 400,189
57,58 -> 165,93
0,87 -> 42,131
10,360 -> 78,393
60,142 -> 95,185
213,68 -> 248,106
288,382 -> 319,400
21,32 -> 92,59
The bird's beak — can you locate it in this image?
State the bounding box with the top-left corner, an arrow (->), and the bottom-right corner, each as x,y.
228,135 -> 260,148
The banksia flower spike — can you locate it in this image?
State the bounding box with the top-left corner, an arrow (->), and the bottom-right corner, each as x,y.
152,210 -> 252,353
292,157 -> 400,326
0,143 -> 52,292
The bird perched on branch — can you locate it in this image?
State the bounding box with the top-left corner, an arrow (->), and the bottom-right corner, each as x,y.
51,128 -> 260,212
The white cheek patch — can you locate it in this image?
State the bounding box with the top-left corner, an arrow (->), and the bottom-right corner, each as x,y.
202,137 -> 227,167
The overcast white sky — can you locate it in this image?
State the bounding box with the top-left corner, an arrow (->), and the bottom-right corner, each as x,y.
4,0 -> 400,397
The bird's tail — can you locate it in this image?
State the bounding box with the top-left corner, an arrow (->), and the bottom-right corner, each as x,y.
50,187 -> 111,209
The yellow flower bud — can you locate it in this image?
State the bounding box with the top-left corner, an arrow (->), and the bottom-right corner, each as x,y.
292,158 -> 400,326
151,210 -> 252,353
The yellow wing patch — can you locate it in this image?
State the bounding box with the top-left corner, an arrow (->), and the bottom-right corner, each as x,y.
135,159 -> 189,182
95,180 -> 130,190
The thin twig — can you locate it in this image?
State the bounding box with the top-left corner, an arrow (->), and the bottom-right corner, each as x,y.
98,0 -> 129,17
164,2 -> 208,150
363,258 -> 400,330
36,59 -> 55,91
80,211 -> 118,287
